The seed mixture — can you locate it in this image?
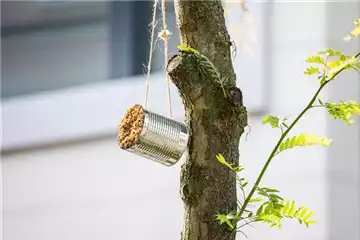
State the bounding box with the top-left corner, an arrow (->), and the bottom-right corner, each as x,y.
117,104 -> 145,149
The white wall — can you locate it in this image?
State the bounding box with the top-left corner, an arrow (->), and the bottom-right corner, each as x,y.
2,2 -> 360,240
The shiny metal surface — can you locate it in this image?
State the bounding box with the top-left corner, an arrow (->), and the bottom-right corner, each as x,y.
126,110 -> 188,166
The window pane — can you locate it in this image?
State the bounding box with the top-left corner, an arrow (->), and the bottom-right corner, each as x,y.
2,21 -> 109,98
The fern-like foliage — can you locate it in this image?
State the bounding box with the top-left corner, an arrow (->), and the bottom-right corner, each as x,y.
216,155 -> 318,231
252,187 -> 316,228
344,18 -> 360,41
278,133 -> 332,153
262,115 -> 289,129
256,199 -> 317,228
325,56 -> 357,81
216,212 -> 238,230
177,44 -> 228,97
304,53 -> 326,77
304,48 -> 359,83
304,66 -> 320,76
178,44 -> 221,80
216,185 -> 317,230
325,100 -> 360,125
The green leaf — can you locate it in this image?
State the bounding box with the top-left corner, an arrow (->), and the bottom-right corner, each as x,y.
307,220 -> 319,225
224,219 -> 234,229
318,98 -> 324,105
285,137 -> 291,147
264,204 -> 273,214
326,56 -> 357,80
283,200 -> 290,215
225,212 -> 240,221
216,154 -> 232,169
296,134 -> 307,146
299,207 -> 309,220
269,194 -> 284,201
304,66 -> 320,75
249,197 -> 263,203
257,214 -> 281,228
262,115 -> 289,129
318,48 -> 344,57
216,214 -> 228,224
262,115 -> 280,128
255,199 -> 317,229
257,188 -> 269,197
288,200 -> 296,216
320,77 -> 327,85
270,223 -> 278,228
294,206 -> 304,218
261,187 -> 280,193
289,136 -> 297,148
306,55 -> 325,64
256,202 -> 269,216
233,166 -> 244,172
256,205 -> 264,216
215,214 -> 235,230
325,100 -> 360,125
216,154 -> 244,173
278,133 -> 332,153
273,203 -> 285,210
303,211 -> 314,222
344,18 -> 360,41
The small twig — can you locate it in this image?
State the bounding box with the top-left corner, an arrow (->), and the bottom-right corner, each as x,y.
311,105 -> 325,108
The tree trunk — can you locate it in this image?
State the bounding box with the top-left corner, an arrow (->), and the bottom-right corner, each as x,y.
167,1 -> 248,239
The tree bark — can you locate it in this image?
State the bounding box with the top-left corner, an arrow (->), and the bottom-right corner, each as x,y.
167,1 -> 248,240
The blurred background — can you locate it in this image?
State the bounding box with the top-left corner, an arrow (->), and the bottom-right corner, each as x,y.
1,1 -> 359,240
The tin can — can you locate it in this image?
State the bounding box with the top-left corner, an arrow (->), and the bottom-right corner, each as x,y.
124,109 -> 188,166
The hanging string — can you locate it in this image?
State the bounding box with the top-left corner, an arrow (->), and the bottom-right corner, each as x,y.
160,0 -> 173,118
239,0 -> 248,12
144,0 -> 158,108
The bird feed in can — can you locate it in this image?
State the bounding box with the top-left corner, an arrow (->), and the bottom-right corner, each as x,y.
117,104 -> 188,166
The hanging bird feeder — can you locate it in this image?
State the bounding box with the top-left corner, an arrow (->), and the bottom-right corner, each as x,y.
117,104 -> 188,166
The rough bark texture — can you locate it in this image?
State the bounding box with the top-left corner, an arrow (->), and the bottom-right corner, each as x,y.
167,1 -> 248,240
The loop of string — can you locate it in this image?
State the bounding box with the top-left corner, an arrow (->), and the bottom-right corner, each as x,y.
144,0 -> 173,118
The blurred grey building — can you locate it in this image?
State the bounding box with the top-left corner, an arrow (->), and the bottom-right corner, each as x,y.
1,1 -> 359,240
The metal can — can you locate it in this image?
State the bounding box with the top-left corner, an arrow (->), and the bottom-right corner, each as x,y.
125,109 -> 188,166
